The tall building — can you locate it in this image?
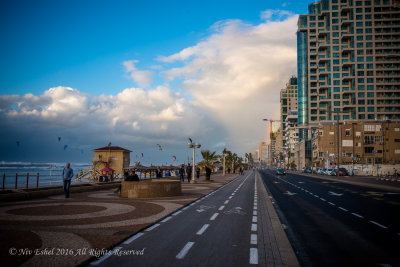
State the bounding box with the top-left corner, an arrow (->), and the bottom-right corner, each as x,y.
297,0 -> 400,139
280,76 -> 298,130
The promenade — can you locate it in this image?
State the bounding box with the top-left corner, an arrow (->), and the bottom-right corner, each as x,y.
0,172 -> 296,267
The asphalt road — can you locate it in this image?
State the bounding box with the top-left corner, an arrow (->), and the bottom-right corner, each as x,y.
259,169 -> 400,267
90,171 -> 264,267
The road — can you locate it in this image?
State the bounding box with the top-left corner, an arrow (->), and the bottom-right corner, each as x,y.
259,169 -> 400,267
89,170 -> 294,267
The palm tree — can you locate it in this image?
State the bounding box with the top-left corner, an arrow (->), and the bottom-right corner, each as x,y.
198,150 -> 219,180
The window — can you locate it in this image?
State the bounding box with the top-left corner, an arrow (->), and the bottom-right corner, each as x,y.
358,93 -> 365,98
359,107 -> 365,112
367,85 -> 374,90
345,129 -> 351,136
357,57 -> 364,62
367,92 -> 374,98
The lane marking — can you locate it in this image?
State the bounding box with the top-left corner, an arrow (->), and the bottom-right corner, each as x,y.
123,233 -> 144,245
249,248 -> 258,264
253,210 -> 257,216
161,216 -> 172,223
91,246 -> 123,265
210,213 -> 219,221
370,221 -> 388,229
252,216 -> 257,223
328,202 -> 336,206
218,205 -> 225,211
196,224 -> 210,235
320,198 -> 326,201
176,242 -> 195,259
224,200 -> 229,205
338,207 -> 348,212
352,212 -> 364,218
145,223 -> 160,231
250,234 -> 257,245
251,223 -> 257,232
229,196 -> 233,199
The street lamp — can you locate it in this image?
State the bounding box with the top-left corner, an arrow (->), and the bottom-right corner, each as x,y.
188,140 -> 201,184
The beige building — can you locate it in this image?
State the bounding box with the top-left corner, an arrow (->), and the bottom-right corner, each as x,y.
92,146 -> 132,175
312,121 -> 400,168
258,142 -> 269,166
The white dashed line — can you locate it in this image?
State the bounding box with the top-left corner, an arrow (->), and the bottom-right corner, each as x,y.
253,210 -> 257,216
338,207 -> 348,212
173,210 -> 182,216
351,213 -> 364,218
224,200 -> 229,205
251,223 -> 257,232
196,224 -> 210,235
249,248 -> 258,264
250,234 -> 257,245
252,216 -> 257,223
145,223 -> 160,231
370,221 -> 388,229
218,205 -> 225,211
320,198 -> 326,201
210,213 -> 219,221
123,233 -> 144,245
229,196 -> 233,199
176,242 -> 195,259
328,202 -> 336,206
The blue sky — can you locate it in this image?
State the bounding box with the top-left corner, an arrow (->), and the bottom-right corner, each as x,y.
0,0 -> 313,164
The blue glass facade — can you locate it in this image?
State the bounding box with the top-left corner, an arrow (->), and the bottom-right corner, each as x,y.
297,30 -> 308,140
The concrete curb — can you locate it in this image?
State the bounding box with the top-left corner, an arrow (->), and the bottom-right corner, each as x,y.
256,171 -> 300,267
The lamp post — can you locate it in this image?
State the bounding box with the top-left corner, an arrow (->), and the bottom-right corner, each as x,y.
222,153 -> 226,176
188,141 -> 201,184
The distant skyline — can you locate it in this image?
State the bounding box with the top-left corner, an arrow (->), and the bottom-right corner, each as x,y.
0,0 -> 314,164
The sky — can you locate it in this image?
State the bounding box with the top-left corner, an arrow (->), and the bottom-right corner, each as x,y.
0,0 -> 314,165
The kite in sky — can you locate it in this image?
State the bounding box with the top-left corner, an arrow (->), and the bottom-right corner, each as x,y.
141,153 -> 144,158
172,155 -> 177,161
58,137 -> 61,142
157,144 -> 163,151
16,141 -> 20,147
64,145 -> 68,151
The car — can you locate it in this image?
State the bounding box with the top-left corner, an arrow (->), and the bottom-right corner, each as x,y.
326,169 -> 334,175
303,167 -> 312,173
338,168 -> 349,176
317,168 -> 326,174
276,168 -> 286,175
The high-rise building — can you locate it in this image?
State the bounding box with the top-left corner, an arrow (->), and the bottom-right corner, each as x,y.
280,76 -> 298,130
297,0 -> 400,139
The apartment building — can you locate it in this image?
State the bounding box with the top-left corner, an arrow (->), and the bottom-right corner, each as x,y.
297,0 -> 400,140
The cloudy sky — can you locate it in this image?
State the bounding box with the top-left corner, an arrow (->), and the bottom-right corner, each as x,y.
0,0 -> 312,164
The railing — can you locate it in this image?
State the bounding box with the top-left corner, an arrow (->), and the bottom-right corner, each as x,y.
2,173 -> 39,190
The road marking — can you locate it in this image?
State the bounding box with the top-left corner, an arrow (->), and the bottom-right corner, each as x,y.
284,191 -> 296,196
231,193 -> 235,196
176,242 -> 195,259
320,198 -> 326,201
352,213 -> 364,218
224,200 -> 229,204
329,191 -> 343,196
182,206 -> 189,210
161,216 -> 172,223
251,223 -> 257,232
229,196 -> 233,199
145,223 -> 160,231
250,234 -> 257,245
338,207 -> 348,212
249,248 -> 258,264
210,213 -> 219,221
218,205 -> 225,211
196,224 -> 210,235
123,233 -> 144,245
370,221 -> 388,229
91,246 -> 123,265
328,202 -> 336,206
253,210 -> 257,216
252,216 -> 257,223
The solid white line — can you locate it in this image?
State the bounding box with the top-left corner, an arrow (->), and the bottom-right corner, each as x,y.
338,207 -> 348,212
224,200 -> 229,204
210,213 -> 219,221
328,202 -> 335,206
182,206 -> 189,210
352,212 -> 364,218
196,224 -> 210,235
91,246 -> 122,265
173,210 -> 182,216
219,205 -> 225,211
250,234 -> 257,245
145,223 -> 160,231
161,216 -> 172,223
252,216 -> 257,223
249,248 -> 258,264
123,233 -> 144,245
251,223 -> 257,232
370,220 -> 388,229
176,242 -> 195,259
253,210 -> 257,216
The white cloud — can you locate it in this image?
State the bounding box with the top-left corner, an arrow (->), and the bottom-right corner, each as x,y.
123,60 -> 154,87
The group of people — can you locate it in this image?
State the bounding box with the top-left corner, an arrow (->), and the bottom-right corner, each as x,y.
179,163 -> 200,182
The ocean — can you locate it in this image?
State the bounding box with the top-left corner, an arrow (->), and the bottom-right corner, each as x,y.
0,162 -> 91,189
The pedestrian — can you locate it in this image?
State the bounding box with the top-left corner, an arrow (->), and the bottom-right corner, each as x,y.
62,162 -> 74,198
186,163 -> 192,182
156,167 -> 162,179
196,166 -> 200,179
179,165 -> 185,182
239,167 -> 243,175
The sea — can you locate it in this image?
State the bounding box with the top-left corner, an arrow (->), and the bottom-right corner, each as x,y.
0,162 -> 91,189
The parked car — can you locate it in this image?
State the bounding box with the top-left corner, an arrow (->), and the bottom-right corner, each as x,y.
318,168 -> 326,175
276,168 -> 286,175
338,168 -> 349,176
303,167 -> 312,173
326,169 -> 335,175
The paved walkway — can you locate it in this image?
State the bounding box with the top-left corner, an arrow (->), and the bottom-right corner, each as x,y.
0,173 -> 243,267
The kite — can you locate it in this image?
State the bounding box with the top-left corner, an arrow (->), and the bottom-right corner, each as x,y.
16,141 -> 20,147
107,142 -> 112,147
64,145 -> 68,151
58,137 -> 61,142
141,153 -> 144,158
172,155 -> 177,161
157,144 -> 163,151
136,155 -> 138,159
188,137 -> 193,143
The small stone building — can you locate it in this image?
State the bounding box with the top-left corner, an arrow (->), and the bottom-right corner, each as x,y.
92,146 -> 131,175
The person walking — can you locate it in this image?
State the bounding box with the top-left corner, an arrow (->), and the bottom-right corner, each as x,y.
62,163 -> 74,198
179,165 -> 185,182
186,163 -> 192,183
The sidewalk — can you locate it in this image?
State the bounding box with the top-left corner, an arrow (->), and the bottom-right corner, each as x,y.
0,173 -> 239,267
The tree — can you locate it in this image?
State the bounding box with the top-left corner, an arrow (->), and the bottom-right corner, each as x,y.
198,150 -> 219,180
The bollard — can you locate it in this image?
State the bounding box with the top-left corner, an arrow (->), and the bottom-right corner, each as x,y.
26,173 -> 29,189
15,173 -> 18,189
36,173 -> 39,188
2,173 -> 5,190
